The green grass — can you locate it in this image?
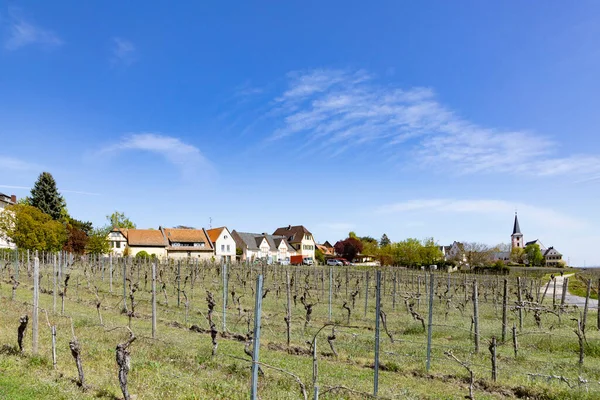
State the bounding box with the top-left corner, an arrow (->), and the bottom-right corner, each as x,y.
568,274 -> 599,300
0,262 -> 599,399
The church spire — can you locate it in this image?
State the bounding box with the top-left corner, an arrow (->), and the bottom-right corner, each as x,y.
511,212 -> 523,249
512,212 -> 521,235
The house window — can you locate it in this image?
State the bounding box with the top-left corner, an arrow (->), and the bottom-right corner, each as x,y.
227,245 -> 230,252
116,241 -> 121,249
224,235 -> 228,239
221,244 -> 225,252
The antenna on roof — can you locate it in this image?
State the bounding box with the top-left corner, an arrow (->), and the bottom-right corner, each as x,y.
209,217 -> 212,229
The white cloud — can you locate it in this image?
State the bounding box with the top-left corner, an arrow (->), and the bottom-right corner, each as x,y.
111,37 -> 136,66
265,68 -> 600,179
0,156 -> 39,171
4,9 -> 62,50
377,198 -> 586,231
100,133 -> 212,176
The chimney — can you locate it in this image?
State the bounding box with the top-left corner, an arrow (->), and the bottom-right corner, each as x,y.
10,195 -> 16,204
287,225 -> 291,230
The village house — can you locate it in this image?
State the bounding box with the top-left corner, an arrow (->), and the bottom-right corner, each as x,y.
316,241 -> 335,256
108,228 -> 128,256
206,227 -> 237,263
272,225 -> 316,261
0,193 -> 16,249
126,229 -> 168,258
162,227 -> 214,260
503,213 -> 564,266
231,231 -> 296,263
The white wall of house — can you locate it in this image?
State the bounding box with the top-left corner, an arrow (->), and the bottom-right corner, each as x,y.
107,231 -> 127,256
214,229 -> 236,262
278,240 -> 292,261
299,234 -> 316,259
129,246 -> 167,258
243,248 -> 259,261
0,208 -> 15,249
168,250 -> 213,260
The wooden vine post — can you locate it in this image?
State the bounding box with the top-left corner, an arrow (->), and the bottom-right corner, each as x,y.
473,280 -> 480,353
32,257 -> 40,354
250,274 -> 264,400
151,262 -> 157,339
374,270 -> 381,397
426,273 -> 434,372
501,278 -> 507,342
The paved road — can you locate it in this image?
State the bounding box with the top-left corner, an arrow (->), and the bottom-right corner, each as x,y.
540,274 -> 598,308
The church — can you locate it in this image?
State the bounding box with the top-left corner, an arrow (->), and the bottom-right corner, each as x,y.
509,213 -> 564,266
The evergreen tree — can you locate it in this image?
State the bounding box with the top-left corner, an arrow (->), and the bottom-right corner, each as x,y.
29,172 -> 66,220
379,233 -> 391,247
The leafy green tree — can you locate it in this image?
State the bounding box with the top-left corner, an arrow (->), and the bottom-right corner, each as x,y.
315,248 -> 325,264
510,247 -> 525,263
86,227 -> 111,255
107,211 -> 136,229
379,234 -> 391,247
392,238 -> 423,267
0,204 -> 67,251
360,236 -> 377,245
419,237 -> 443,265
524,243 -> 544,266
29,172 -> 66,220
67,217 -> 93,235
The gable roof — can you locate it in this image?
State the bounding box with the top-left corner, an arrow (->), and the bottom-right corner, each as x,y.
110,227 -> 128,239
163,228 -> 212,247
525,239 -> 545,250
323,241 -> 334,249
206,227 -> 227,243
127,229 -> 166,247
272,225 -> 312,244
232,231 -> 260,251
543,247 -> 562,256
232,231 -> 295,252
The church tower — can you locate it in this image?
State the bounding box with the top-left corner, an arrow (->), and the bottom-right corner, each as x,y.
511,212 -> 523,249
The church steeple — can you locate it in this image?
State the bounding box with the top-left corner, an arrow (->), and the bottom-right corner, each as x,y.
511,212 -> 523,249
512,212 -> 521,235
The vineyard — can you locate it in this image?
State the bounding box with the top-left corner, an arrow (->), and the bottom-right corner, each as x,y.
1,252 -> 599,399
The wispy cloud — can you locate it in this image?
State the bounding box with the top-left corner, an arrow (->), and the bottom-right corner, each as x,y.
376,198 -> 585,231
100,133 -> 212,176
0,156 -> 39,171
111,37 -> 136,66
3,9 -> 63,50
262,68 -> 600,179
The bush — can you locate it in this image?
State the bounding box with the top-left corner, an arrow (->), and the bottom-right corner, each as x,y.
135,251 -> 150,259
473,261 -> 510,275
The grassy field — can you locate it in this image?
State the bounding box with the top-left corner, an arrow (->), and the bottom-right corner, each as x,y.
566,270 -> 600,300
0,258 -> 599,399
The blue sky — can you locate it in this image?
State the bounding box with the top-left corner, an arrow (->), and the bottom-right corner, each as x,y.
2,1 -> 600,266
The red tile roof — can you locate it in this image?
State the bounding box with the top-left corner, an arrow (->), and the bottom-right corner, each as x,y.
163,228 -> 212,248
127,229 -> 165,246
206,227 -> 226,243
